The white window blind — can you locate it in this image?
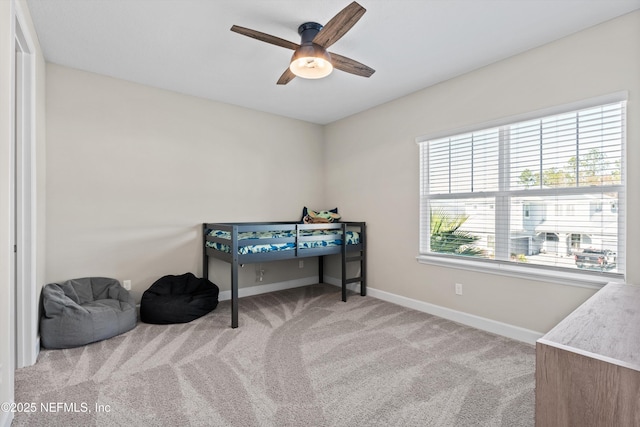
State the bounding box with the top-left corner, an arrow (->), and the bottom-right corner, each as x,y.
419,100 -> 625,281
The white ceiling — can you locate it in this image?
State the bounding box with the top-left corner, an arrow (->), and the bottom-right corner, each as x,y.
26,0 -> 640,125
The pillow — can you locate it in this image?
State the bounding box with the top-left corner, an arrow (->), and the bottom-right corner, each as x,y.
301,207 -> 341,224
300,207 -> 338,221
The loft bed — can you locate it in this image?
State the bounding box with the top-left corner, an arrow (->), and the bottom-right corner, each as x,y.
202,221 -> 366,328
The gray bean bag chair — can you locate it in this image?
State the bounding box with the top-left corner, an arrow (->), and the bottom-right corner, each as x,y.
40,277 -> 137,349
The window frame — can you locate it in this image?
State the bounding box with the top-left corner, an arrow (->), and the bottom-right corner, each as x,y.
416,93 -> 627,288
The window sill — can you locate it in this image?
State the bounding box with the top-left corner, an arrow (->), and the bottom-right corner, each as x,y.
416,254 -> 623,289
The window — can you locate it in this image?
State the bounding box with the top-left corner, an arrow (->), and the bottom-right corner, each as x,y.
418,98 -> 625,283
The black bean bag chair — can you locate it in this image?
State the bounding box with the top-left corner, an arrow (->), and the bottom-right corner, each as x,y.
40,277 -> 137,349
140,273 -> 219,324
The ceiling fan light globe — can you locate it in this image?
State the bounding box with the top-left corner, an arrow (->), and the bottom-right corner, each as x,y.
289,44 -> 333,79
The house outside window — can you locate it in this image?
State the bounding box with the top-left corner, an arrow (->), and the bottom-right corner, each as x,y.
418,97 -> 626,284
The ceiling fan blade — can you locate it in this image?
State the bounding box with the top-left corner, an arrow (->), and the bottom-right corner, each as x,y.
277,68 -> 297,85
313,1 -> 366,48
231,25 -> 299,51
330,52 -> 375,77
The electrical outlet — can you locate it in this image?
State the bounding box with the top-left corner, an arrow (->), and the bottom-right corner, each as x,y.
299,260 -> 304,269
123,280 -> 132,291
256,264 -> 265,282
455,283 -> 463,295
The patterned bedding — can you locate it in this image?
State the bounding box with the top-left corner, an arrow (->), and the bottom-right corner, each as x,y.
206,229 -> 360,255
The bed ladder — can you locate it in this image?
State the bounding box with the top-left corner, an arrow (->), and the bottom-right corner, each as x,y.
342,222 -> 366,301
317,222 -> 366,300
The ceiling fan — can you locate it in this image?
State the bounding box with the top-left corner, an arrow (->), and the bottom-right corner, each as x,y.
231,1 -> 375,85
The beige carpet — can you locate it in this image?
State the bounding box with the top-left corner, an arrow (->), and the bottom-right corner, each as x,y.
14,284 -> 535,426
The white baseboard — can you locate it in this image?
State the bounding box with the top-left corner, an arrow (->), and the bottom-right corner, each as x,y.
323,275 -> 361,292
323,275 -> 543,345
218,276 -> 320,301
33,335 -> 40,365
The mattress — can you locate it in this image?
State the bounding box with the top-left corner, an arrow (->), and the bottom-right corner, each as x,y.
206,229 -> 360,255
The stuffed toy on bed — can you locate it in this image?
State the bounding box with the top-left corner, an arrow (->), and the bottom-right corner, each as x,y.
303,209 -> 341,224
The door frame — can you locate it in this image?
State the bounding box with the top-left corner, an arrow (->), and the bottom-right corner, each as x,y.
12,0 -> 38,370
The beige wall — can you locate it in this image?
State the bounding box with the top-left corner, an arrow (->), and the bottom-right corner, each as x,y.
0,0 -> 46,422
324,11 -> 640,334
45,64 -> 326,301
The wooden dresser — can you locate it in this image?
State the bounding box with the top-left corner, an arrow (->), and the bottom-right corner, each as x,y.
535,282 -> 640,426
